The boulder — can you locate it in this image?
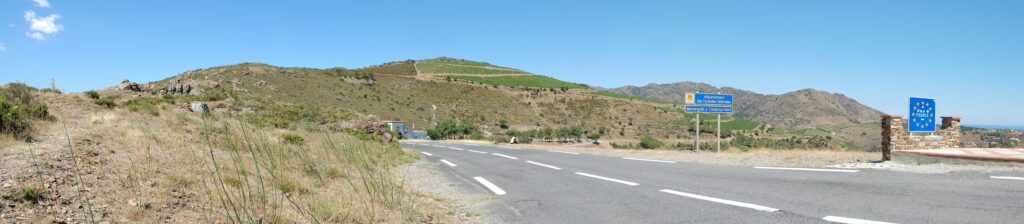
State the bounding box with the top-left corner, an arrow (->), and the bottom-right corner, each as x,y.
190,102 -> 209,113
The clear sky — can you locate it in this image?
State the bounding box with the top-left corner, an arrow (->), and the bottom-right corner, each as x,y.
1,0 -> 1022,125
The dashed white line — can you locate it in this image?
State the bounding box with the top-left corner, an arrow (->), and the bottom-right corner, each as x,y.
440,159 -> 457,167
551,150 -> 580,155
473,177 -> 506,195
468,150 -> 487,154
991,176 -> 1024,181
659,189 -> 779,212
492,153 -> 519,160
526,161 -> 562,170
449,147 -> 465,151
754,167 -> 859,173
421,152 -> 432,156
575,172 -> 639,186
623,157 -> 677,163
822,216 -> 895,224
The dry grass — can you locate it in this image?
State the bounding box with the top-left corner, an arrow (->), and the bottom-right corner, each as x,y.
1,93 -> 460,223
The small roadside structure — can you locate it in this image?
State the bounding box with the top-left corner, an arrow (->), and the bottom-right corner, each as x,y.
384,120 -> 406,134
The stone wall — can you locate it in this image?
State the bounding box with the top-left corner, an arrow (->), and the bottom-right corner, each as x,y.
880,116 -> 961,160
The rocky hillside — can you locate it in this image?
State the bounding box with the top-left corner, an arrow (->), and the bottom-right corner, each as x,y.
116,58 -> 766,145
612,82 -> 885,130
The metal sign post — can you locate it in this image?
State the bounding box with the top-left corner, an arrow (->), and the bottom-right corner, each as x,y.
684,92 -> 733,152
717,91 -> 721,153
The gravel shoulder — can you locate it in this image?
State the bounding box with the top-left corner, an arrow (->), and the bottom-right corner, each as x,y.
395,154 -> 514,224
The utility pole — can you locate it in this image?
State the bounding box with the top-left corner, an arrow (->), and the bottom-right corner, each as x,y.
431,104 -> 437,126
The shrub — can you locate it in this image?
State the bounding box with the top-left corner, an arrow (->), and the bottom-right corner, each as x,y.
94,96 -> 117,108
639,135 -> 663,149
587,133 -> 602,141
26,102 -> 48,119
39,88 -> 62,94
122,97 -> 165,116
18,186 -> 42,203
84,90 -> 100,99
282,133 -> 305,145
0,96 -> 31,138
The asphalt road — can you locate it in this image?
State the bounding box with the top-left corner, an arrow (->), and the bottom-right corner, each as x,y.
400,142 -> 1024,224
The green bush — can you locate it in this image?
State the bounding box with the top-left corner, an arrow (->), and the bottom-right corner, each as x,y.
639,135 -> 663,149
0,96 -> 31,138
94,96 -> 117,108
122,97 -> 165,116
16,186 -> 42,203
84,90 -> 100,99
282,133 -> 305,145
39,88 -> 62,94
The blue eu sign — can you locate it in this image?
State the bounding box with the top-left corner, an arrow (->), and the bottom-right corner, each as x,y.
908,97 -> 936,132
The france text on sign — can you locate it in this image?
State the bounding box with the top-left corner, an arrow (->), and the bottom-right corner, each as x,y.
684,105 -> 734,113
685,93 -> 733,105
909,97 -> 936,132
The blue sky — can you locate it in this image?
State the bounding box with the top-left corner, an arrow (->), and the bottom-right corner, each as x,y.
1,0 -> 1022,125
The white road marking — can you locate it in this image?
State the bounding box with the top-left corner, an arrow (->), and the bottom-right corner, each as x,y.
473,177 -> 506,195
440,159 -> 457,167
449,147 -> 465,151
575,172 -> 639,186
991,176 -> 1024,181
659,189 -> 779,212
551,150 -> 580,155
468,150 -> 487,154
433,145 -> 447,148
526,161 -> 562,170
822,216 -> 895,224
623,157 -> 677,163
421,152 -> 432,156
492,153 -> 519,160
754,167 -> 859,173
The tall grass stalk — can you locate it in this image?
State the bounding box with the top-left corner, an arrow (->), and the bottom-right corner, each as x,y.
55,97 -> 96,223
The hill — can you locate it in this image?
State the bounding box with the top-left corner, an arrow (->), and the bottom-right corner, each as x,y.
133,58 -> 765,147
611,82 -> 885,130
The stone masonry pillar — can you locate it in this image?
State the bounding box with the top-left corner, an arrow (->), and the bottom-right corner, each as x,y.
881,115 -> 906,161
941,116 -> 962,148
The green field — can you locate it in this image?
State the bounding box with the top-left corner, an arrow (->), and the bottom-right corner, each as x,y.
452,75 -> 588,88
589,91 -> 673,104
417,58 -> 528,75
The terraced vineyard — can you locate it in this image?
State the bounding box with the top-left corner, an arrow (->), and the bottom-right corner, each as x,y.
416,57 -> 527,75
451,75 -> 588,89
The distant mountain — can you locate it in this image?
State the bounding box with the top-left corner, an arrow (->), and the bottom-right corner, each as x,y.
611,82 -> 884,129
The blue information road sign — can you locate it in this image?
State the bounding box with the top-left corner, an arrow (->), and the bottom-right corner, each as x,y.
687,93 -> 733,105
909,97 -> 936,132
684,105 -> 734,113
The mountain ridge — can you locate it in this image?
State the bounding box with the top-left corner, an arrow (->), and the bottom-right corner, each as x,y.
611,81 -> 884,129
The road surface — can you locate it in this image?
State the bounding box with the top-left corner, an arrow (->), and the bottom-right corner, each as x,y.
401,142 -> 1024,224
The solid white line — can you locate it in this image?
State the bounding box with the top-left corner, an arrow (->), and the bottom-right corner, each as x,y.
449,147 -> 465,151
468,150 -> 487,154
473,177 -> 506,195
421,152 -> 432,156
659,189 -> 779,212
440,159 -> 457,167
754,167 -> 859,173
822,216 -> 895,224
991,176 -> 1024,181
575,172 -> 639,186
551,150 -> 580,155
433,145 -> 447,148
526,161 -> 562,170
492,153 -> 519,160
623,157 -> 677,163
